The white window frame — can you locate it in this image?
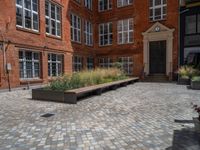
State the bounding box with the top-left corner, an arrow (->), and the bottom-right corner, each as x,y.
45,0 -> 61,37
19,50 -> 40,79
84,0 -> 92,10
87,57 -> 94,70
70,13 -> 81,43
117,0 -> 133,7
118,57 -> 133,75
16,0 -> 39,31
98,57 -> 113,68
149,0 -> 167,21
73,56 -> 83,72
118,18 -> 134,44
84,20 -> 93,46
48,53 -> 63,77
99,22 -> 113,46
98,0 -> 112,12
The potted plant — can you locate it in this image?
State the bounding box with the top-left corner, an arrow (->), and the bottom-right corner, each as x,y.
192,103 -> 200,132
177,66 -> 198,85
191,76 -> 200,90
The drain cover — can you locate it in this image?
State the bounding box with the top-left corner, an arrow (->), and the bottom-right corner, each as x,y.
41,113 -> 55,118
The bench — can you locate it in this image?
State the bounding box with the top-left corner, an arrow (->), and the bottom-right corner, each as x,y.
64,77 -> 139,104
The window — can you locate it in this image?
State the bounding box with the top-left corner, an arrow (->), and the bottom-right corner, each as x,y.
73,56 -> 83,72
118,57 -> 133,75
84,20 -> 93,46
149,0 -> 167,21
118,18 -> 134,44
99,23 -> 113,46
87,57 -> 94,70
48,53 -> 63,77
117,0 -> 133,7
70,13 -> 81,43
185,14 -> 200,35
45,1 -> 61,37
16,0 -> 39,31
84,0 -> 92,10
98,0 -> 112,12
198,14 -> 200,33
98,57 -> 113,68
19,50 -> 40,79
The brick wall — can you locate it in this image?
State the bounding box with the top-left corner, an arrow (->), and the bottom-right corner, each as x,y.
0,0 -> 179,89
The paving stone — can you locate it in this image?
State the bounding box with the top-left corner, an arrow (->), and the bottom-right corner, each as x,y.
0,83 -> 200,149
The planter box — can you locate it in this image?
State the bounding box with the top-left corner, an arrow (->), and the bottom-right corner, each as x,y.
177,77 -> 190,85
191,81 -> 200,90
193,117 -> 200,132
32,77 -> 139,104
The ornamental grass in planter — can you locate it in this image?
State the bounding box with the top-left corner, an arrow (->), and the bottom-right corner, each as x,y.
177,66 -> 199,85
191,76 -> 200,90
46,68 -> 128,92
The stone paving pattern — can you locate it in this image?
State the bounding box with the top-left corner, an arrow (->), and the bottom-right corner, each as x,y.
0,83 -> 200,150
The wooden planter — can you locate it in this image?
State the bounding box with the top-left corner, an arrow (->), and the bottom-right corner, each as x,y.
191,81 -> 200,90
32,77 -> 139,104
193,117 -> 200,132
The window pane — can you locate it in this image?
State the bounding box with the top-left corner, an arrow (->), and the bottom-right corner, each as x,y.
32,0 -> 38,12
24,0 -> 31,9
185,15 -> 196,34
16,7 -> 23,26
16,0 -> 22,5
25,10 -> 31,28
51,4 -> 56,19
198,14 -> 200,33
33,13 -> 39,30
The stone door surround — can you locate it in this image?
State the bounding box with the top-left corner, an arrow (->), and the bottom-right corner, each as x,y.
142,22 -> 175,76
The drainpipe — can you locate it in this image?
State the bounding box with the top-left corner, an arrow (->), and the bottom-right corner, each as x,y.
0,30 -> 6,74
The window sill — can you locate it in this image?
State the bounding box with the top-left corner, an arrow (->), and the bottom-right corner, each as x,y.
16,26 -> 40,35
99,44 -> 113,47
117,4 -> 133,9
85,44 -> 94,47
149,18 -> 167,23
98,9 -> 112,13
71,41 -> 82,45
46,34 -> 62,40
20,78 -> 43,85
118,42 -> 134,45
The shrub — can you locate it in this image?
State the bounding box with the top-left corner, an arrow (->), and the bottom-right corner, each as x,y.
46,68 -> 128,91
192,76 -> 200,82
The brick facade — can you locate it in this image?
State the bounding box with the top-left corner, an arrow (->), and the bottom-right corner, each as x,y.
0,0 -> 179,89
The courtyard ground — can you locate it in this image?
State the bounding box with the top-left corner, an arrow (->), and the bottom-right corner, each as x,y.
0,82 -> 200,150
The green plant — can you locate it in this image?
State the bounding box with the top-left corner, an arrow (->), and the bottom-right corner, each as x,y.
192,76 -> 200,82
178,66 -> 199,78
46,68 -> 128,91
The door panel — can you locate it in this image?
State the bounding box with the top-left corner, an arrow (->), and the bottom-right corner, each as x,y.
149,41 -> 166,74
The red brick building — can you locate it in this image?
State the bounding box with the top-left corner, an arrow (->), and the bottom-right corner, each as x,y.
0,0 -> 179,89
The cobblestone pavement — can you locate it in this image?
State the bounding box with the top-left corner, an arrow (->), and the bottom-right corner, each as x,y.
0,82 -> 200,150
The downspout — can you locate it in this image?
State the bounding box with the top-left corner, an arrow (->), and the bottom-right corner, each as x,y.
0,30 -> 6,74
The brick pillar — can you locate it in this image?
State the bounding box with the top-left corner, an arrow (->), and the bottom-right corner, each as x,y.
64,52 -> 73,75
41,51 -> 48,83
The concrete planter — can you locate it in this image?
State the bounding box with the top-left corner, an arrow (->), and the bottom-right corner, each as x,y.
193,117 -> 200,132
191,81 -> 200,90
177,76 -> 190,85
